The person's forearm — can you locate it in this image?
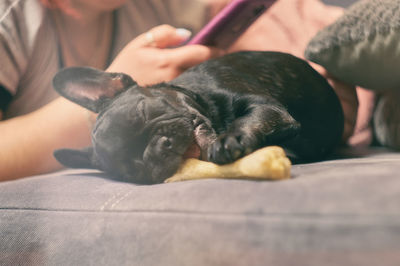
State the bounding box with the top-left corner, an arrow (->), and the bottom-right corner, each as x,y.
0,97 -> 92,181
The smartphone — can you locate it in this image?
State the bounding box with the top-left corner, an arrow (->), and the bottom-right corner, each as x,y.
187,0 -> 277,49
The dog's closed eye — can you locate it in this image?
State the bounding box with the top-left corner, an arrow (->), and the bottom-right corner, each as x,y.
160,136 -> 173,150
152,135 -> 175,155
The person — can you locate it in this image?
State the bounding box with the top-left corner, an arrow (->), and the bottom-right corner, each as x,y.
0,0 -> 222,181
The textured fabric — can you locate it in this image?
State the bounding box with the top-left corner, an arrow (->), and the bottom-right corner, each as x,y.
1,148 -> 400,266
0,0 -> 209,119
374,90 -> 400,149
305,0 -> 400,91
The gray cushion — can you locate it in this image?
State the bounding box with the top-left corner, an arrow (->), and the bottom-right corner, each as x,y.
305,0 -> 400,91
374,90 -> 400,149
1,148 -> 400,266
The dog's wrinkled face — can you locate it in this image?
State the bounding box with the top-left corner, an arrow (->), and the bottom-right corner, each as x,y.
53,67 -> 214,184
93,87 -> 203,183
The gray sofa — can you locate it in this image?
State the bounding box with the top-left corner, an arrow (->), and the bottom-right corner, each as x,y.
2,1 -> 400,265
1,147 -> 400,266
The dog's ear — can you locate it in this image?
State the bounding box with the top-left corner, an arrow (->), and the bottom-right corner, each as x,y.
53,67 -> 137,113
54,147 -> 97,169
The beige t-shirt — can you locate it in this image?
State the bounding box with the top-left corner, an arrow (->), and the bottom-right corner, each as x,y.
0,0 -> 210,119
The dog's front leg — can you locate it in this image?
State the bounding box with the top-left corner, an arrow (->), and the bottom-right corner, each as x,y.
207,101 -> 300,165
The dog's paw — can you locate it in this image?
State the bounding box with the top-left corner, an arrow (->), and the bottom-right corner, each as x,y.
207,133 -> 253,164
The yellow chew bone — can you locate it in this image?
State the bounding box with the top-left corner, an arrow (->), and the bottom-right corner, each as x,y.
165,146 -> 291,183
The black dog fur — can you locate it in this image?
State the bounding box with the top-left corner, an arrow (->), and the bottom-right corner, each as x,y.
53,51 -> 344,184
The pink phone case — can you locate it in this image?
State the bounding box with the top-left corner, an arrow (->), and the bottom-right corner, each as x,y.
187,0 -> 277,49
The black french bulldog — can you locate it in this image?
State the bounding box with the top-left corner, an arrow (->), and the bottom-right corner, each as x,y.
53,51 -> 344,184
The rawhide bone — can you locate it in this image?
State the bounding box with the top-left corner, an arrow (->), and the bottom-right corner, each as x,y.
165,146 -> 291,183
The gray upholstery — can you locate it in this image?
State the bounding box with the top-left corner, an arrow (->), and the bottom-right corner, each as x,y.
305,0 -> 400,91
1,147 -> 400,266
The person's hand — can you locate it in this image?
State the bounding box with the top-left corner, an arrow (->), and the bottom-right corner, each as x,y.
107,24 -> 224,86
328,75 -> 358,143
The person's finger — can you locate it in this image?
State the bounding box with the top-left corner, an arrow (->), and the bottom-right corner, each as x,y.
166,45 -> 225,69
134,24 -> 192,48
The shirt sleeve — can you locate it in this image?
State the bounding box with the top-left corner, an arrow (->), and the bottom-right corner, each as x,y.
0,0 -> 44,98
